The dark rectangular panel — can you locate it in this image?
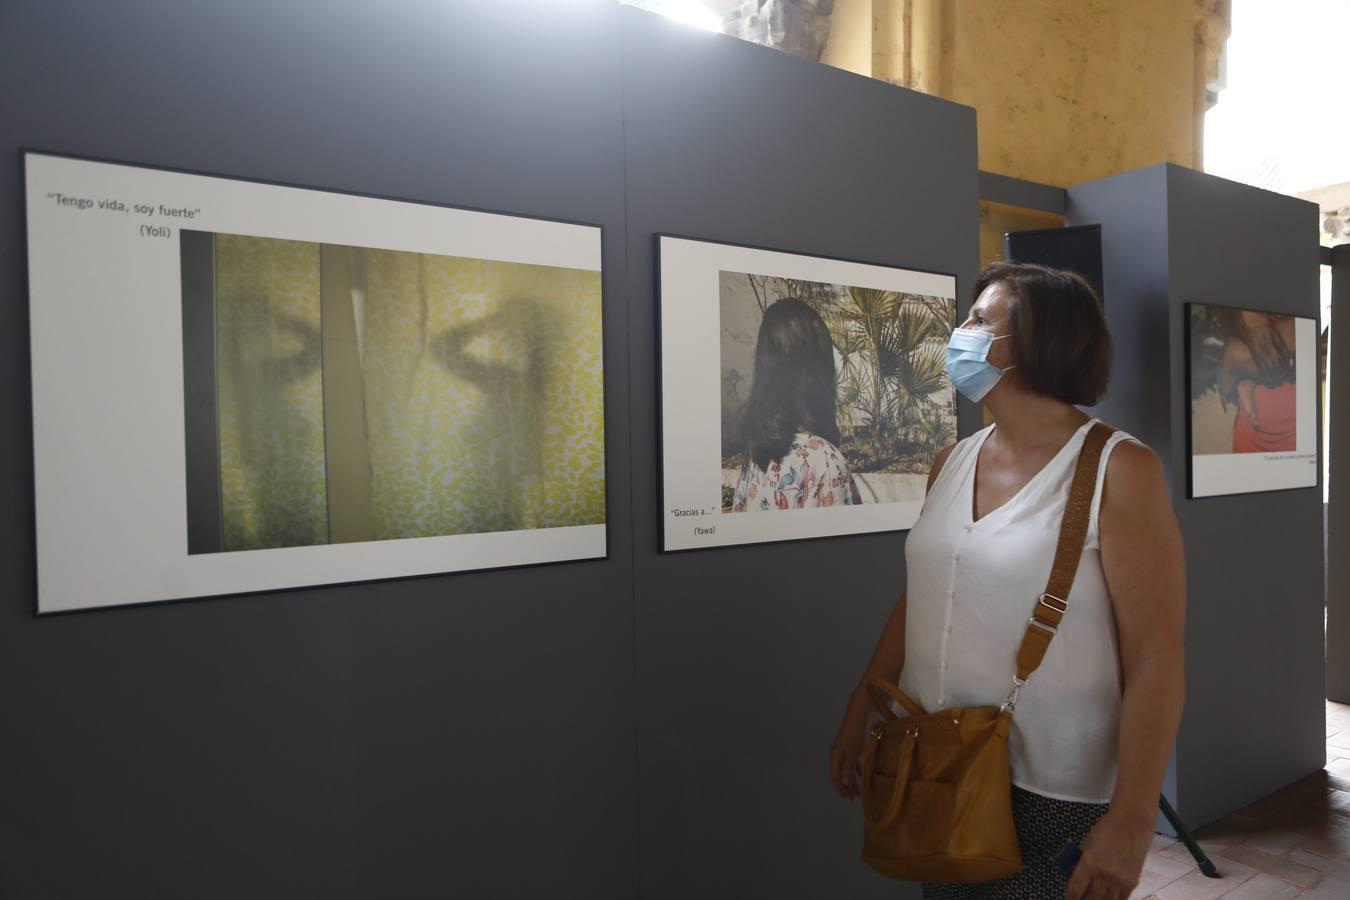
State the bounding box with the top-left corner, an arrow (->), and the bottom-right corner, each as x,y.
1004,223 -> 1105,304
1328,242 -> 1350,701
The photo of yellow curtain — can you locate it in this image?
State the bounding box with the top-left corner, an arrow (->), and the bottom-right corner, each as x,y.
197,232 -> 606,553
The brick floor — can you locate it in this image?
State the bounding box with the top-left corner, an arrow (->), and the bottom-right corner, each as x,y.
1130,699 -> 1350,899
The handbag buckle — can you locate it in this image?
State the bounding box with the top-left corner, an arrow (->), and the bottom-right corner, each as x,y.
999,676 -> 1027,713
1038,592 -> 1068,613
1027,616 -> 1058,636
1028,592 -> 1067,635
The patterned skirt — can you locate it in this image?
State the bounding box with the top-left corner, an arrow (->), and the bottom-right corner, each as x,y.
919,785 -> 1112,900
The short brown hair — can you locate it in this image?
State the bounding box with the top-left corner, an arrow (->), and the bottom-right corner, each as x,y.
973,261 -> 1112,406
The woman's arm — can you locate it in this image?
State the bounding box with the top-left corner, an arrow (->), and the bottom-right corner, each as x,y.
1066,440 -> 1186,900
1238,310 -> 1294,375
829,443 -> 955,800
830,598 -> 907,799
1218,335 -> 1260,405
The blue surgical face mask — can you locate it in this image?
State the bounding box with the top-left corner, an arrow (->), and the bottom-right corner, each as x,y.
946,327 -> 1016,402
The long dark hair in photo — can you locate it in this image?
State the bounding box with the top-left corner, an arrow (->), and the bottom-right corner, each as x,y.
741,297 -> 842,470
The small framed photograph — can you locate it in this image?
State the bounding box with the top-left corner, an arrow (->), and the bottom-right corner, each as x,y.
657,235 -> 958,552
1185,301 -> 1319,498
25,152 -> 607,612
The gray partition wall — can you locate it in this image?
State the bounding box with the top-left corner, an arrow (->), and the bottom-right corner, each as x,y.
0,2 -> 978,898
0,2 -> 638,898
1329,243 -> 1350,704
621,10 -> 979,899
1068,166 -> 1326,831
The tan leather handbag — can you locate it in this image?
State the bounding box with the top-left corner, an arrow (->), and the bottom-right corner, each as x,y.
861,422 -> 1114,883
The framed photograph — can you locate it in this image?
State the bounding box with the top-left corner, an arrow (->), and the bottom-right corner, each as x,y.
657,235 -> 958,552
25,152 -> 607,613
1185,301 -> 1319,498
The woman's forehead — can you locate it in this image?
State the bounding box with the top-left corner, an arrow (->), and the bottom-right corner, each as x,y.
972,282 -> 1010,315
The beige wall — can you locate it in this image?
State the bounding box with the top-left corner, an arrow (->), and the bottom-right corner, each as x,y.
823,0 -> 1230,266
818,0 -> 871,75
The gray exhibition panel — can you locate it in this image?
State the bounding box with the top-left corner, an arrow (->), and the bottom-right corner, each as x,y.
1,1 -> 978,898
1329,244 -> 1350,703
621,10 -> 979,899
1328,246 -> 1350,701
1068,166 -> 1325,831
1,2 -> 636,898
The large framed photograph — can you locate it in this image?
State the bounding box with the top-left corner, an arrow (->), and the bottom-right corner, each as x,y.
1185,301 -> 1318,498
25,152 -> 606,613
658,235 -> 958,552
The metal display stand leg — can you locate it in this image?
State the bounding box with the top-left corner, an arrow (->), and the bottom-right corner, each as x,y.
1159,794 -> 1220,878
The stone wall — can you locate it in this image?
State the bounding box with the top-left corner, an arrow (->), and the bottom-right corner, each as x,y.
816,0 -> 1232,265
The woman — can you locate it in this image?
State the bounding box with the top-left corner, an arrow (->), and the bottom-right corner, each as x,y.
829,263 -> 1186,900
731,297 -> 860,512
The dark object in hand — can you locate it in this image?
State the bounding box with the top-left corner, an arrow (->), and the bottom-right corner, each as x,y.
1053,840 -> 1081,878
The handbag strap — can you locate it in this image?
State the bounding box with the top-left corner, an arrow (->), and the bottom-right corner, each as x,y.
861,726 -> 918,828
1008,421 -> 1115,698
865,674 -> 927,720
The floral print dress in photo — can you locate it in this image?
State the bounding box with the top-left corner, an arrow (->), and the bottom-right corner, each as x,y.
731,432 -> 858,512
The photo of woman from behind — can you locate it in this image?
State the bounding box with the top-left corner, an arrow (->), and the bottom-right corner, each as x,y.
730,298 -> 861,512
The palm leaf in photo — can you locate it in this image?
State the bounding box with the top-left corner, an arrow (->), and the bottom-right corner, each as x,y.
902,341 -> 949,399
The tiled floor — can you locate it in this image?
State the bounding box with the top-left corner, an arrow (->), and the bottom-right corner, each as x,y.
1130,699 -> 1350,899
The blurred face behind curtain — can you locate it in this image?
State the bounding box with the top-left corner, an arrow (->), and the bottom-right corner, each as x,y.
362,249 -> 605,538
215,234 -> 328,551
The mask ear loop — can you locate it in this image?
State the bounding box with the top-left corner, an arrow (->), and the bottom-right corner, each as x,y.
989,334 -> 1016,372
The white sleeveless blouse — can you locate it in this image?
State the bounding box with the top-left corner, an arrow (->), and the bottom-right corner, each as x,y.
898,417 -> 1142,803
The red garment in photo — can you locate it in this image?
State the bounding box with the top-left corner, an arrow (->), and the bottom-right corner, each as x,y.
1232,380 -> 1297,453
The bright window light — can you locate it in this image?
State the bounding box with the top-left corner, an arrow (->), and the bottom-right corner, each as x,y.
623,0 -> 724,33
1205,0 -> 1350,195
